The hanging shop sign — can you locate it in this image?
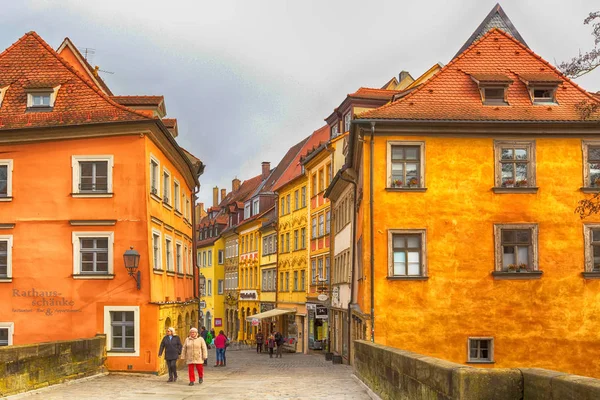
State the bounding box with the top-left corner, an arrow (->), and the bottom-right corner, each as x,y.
317,294 -> 328,302
251,318 -> 260,327
316,305 -> 328,320
215,318 -> 223,327
199,300 -> 206,309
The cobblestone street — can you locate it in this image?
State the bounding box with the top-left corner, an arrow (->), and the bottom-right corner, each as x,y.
10,348 -> 375,400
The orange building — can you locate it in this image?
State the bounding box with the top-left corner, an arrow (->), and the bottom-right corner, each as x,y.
0,32 -> 203,373
346,6 -> 600,378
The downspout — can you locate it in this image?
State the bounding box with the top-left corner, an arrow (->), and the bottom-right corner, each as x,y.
193,184 -> 200,330
369,122 -> 375,343
339,173 -> 357,362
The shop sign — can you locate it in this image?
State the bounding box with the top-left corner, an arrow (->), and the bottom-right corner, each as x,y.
251,318 -> 260,326
316,305 -> 328,320
317,294 -> 328,301
215,318 -> 222,327
11,287 -> 80,317
199,300 -> 206,309
306,303 -> 316,310
239,290 -> 258,300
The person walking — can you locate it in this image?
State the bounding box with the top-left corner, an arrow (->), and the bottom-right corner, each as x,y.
255,329 -> 264,354
200,326 -> 207,341
204,329 -> 212,366
158,327 -> 182,382
275,330 -> 284,358
267,332 -> 275,358
181,327 -> 208,386
214,330 -> 227,367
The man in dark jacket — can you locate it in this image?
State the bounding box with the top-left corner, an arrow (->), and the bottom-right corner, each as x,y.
256,329 -> 264,353
158,327 -> 183,382
274,331 -> 284,358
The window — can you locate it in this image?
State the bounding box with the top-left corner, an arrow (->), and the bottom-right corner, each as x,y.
218,279 -> 224,294
325,257 -> 330,282
244,202 -> 251,219
285,271 -> 289,291
294,230 -> 299,251
388,230 -> 427,277
208,279 -> 212,296
468,338 -> 494,363
152,230 -> 161,270
250,235 -> 254,252
0,160 -> 12,199
493,224 -> 539,274
165,236 -> 173,271
318,259 -> 323,281
202,251 -> 207,267
387,143 -> 424,189
301,186 -> 306,208
494,141 -> 536,189
27,92 -> 52,108
163,169 -> 171,205
584,225 -> 600,274
344,112 -> 352,132
175,243 -> 182,273
0,235 -> 13,280
285,233 -> 290,252
312,174 -> 317,197
72,232 -> 114,277
72,156 -> 113,196
294,271 -> 298,291
280,234 -> 285,253
301,270 -> 306,290
280,198 -> 285,216
319,168 -> 324,192
208,250 -> 212,266
253,199 -> 259,215
218,250 -> 224,264
301,228 -> 306,249
0,322 -> 14,346
582,142 -> 600,188
312,218 -> 317,238
326,211 -> 331,234
531,87 -> 557,104
280,272 -> 284,291
294,190 -> 299,210
104,306 -> 139,356
186,198 -> 191,220
150,157 -> 160,196
318,215 -> 324,237
326,163 -> 332,187
174,180 -> 181,212
312,260 -> 317,284
331,123 -> 339,138
286,195 -> 291,214
482,87 -> 507,105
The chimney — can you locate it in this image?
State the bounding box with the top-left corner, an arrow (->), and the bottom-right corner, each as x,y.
261,162 -> 270,180
213,186 -> 219,207
221,188 -> 226,203
195,203 -> 206,221
399,70 -> 410,82
232,178 -> 241,192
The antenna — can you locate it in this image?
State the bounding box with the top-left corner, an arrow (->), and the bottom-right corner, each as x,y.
81,47 -> 95,62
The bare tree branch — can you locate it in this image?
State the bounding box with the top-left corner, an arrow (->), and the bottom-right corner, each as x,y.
576,192 -> 600,219
559,11 -> 600,78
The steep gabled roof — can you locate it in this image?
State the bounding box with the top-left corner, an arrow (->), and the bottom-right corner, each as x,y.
348,87 -> 403,101
358,29 -> 600,122
260,136 -> 310,193
0,32 -> 149,129
455,3 -> 528,58
111,95 -> 164,106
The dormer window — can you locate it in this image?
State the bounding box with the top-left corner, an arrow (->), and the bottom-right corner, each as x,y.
331,123 -> 339,138
244,202 -> 251,219
0,86 -> 9,107
518,74 -> 561,105
26,85 -> 60,110
470,74 -> 513,106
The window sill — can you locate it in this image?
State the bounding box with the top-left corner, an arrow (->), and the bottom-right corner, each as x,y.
166,271 -> 175,276
386,276 -> 429,281
386,187 -> 427,192
162,202 -> 173,211
582,272 -> 600,279
492,187 -> 538,194
107,349 -> 136,354
176,273 -> 185,278
174,210 -> 182,217
0,196 -> 13,202
0,277 -> 13,283
492,271 -> 543,280
153,268 -> 164,275
580,187 -> 600,193
150,193 -> 162,202
26,106 -> 54,112
186,274 -> 194,279
72,274 -> 114,280
71,193 -> 114,198
466,360 -> 495,365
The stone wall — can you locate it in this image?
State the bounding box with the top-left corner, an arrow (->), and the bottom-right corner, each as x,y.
354,340 -> 600,400
0,334 -> 106,397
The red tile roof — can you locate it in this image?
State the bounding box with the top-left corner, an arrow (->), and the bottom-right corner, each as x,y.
348,87 -> 403,100
111,95 -> 164,106
162,118 -> 177,128
359,29 -> 600,122
0,32 -> 150,129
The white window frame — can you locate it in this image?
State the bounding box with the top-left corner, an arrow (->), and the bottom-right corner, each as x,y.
0,86 -> 9,108
165,235 -> 174,271
218,279 -> 224,294
208,250 -> 212,266
71,155 -> 114,197
218,249 -> 224,264
173,179 -> 181,212
162,168 -> 172,207
175,240 -> 183,273
26,86 -> 60,108
207,279 -> 212,296
387,229 -> 427,278
0,322 -> 14,346
104,305 -> 140,357
253,198 -> 259,215
150,154 -> 160,198
386,141 -> 425,189
152,228 -> 162,271
467,337 -> 494,363
244,202 -> 251,219
0,235 -> 13,281
0,160 -> 13,201
184,244 -> 188,274
72,231 -> 114,279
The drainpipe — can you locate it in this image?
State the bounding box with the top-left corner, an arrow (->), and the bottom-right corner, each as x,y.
339,172 -> 357,362
369,122 -> 375,343
193,185 -> 200,330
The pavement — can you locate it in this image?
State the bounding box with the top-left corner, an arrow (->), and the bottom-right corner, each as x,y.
9,348 -> 376,400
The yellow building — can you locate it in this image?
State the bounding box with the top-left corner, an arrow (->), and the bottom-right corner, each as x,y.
258,211 -> 278,334
346,26 -> 600,378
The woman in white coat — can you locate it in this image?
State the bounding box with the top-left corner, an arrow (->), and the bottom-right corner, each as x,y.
181,327 -> 208,386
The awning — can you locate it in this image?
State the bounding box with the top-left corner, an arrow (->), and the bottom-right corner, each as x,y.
245,308 -> 295,321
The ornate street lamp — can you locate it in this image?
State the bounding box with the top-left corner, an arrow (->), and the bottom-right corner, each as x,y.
123,247 -> 141,290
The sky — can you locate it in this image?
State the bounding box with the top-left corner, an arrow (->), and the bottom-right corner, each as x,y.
2,0 -> 599,207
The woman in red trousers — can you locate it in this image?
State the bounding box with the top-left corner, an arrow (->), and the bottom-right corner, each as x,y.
181,327 -> 208,386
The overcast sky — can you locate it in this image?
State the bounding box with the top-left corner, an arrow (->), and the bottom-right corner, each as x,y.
3,0 -> 599,207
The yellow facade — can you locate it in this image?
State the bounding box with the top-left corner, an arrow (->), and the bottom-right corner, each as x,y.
237,218 -> 262,341
359,133 -> 600,378
276,177 -> 309,352
259,222 -> 278,334
197,237 -> 225,331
